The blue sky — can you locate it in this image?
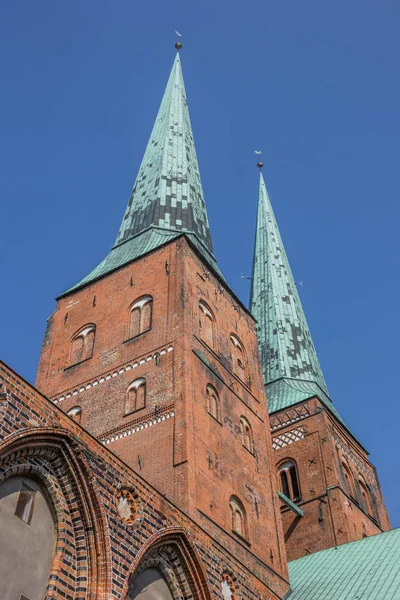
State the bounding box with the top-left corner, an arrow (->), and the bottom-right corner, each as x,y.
1,1 -> 399,526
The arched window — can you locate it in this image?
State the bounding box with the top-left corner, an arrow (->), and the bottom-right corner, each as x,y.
206,384 -> 219,421
341,458 -> 357,501
229,496 -> 247,539
230,334 -> 246,380
278,460 -> 301,502
240,417 -> 253,453
358,475 -> 374,517
129,296 -> 153,339
199,301 -> 215,349
70,325 -> 95,365
67,406 -> 82,425
126,378 -> 146,414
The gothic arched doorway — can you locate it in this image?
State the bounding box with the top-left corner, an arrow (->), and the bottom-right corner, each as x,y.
126,529 -> 212,600
129,567 -> 173,599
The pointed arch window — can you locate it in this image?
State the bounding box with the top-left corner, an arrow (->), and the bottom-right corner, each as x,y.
341,458 -> 357,501
129,296 -> 153,339
199,301 -> 215,349
278,460 -> 301,502
240,417 -> 253,453
67,406 -> 82,425
70,325 -> 95,365
206,384 -> 220,421
358,475 -> 374,517
229,496 -> 247,539
230,334 -> 246,380
126,378 -> 146,414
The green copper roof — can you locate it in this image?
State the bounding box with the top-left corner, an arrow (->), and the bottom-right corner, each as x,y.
288,528 -> 400,599
64,53 -> 219,295
267,378 -> 340,419
250,173 -> 331,413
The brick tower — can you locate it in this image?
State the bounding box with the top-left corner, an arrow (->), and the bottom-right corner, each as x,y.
250,169 -> 390,561
36,50 -> 289,596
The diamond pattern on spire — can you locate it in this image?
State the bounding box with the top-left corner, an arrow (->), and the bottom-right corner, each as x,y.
115,53 -> 213,255
250,173 -> 329,405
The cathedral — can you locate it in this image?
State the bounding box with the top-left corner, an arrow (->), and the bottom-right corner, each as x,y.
1,43 -> 399,600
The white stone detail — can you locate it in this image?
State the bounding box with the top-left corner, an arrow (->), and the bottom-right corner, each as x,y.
272,427 -> 305,450
53,346 -> 174,404
101,411 -> 175,446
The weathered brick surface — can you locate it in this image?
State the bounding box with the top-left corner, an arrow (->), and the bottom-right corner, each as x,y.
1,361 -> 290,599
35,237 -> 288,579
0,236 -> 292,598
270,398 -> 390,561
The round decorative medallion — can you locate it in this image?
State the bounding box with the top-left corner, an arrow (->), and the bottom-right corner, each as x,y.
116,488 -> 137,524
221,572 -> 236,600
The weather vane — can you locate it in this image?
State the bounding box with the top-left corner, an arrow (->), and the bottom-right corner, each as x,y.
255,150 -> 263,169
175,30 -> 182,51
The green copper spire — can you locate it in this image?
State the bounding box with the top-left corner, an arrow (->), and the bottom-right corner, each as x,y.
115,52 -> 214,255
250,171 -> 336,415
64,51 -> 220,295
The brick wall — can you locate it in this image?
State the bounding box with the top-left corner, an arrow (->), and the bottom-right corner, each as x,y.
270,398 -> 390,561
1,360 -> 290,599
35,237 -> 288,579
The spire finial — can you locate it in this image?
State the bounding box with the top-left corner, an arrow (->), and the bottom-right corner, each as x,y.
255,150 -> 263,170
175,30 -> 182,51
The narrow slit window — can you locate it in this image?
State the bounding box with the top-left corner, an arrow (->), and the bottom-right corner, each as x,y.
342,459 -> 357,501
15,482 -> 36,525
206,384 -> 219,421
240,417 -> 253,453
230,334 -> 246,380
290,467 -> 300,499
359,475 -> 374,517
280,470 -> 290,498
199,301 -> 215,349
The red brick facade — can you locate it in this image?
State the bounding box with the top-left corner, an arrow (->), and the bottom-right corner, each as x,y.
270,398 -> 390,561
35,237 -> 287,574
1,358 -> 290,599
0,235 -> 291,598
1,229 -> 391,599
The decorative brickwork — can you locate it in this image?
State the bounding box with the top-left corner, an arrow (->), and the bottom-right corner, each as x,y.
271,397 -> 390,561
35,237 -> 288,586
1,344 -> 289,599
270,404 -> 310,432
272,427 -> 305,450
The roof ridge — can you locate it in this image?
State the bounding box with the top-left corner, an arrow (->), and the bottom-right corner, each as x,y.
289,527 -> 400,564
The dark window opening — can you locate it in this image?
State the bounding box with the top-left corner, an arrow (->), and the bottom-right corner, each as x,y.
280,471 -> 290,498
290,467 -> 300,499
15,483 -> 36,525
279,460 -> 301,502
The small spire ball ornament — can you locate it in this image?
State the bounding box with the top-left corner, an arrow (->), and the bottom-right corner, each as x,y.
255,150 -> 263,169
175,30 -> 182,51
